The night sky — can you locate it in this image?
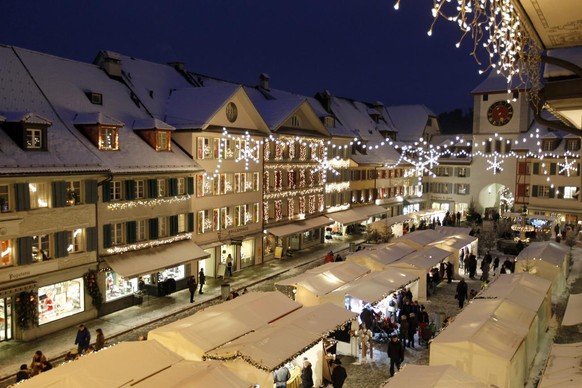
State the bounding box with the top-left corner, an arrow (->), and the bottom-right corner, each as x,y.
1,0 -> 486,114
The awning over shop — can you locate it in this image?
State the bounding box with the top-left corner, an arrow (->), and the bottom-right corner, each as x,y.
105,240 -> 210,278
267,216 -> 333,237
403,198 -> 426,205
327,204 -> 386,225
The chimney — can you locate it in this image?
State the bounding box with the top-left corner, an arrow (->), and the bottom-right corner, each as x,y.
373,101 -> 384,114
259,73 -> 270,91
321,90 -> 332,112
168,62 -> 185,71
95,51 -> 122,78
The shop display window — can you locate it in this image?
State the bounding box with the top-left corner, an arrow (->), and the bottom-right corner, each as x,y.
156,265 -> 185,282
105,271 -> 137,301
0,297 -> 13,341
241,240 -> 254,269
38,279 -> 84,325
1,240 -> 12,266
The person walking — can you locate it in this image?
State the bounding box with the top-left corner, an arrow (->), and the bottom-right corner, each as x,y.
387,335 -> 404,377
273,365 -> 291,388
446,262 -> 453,283
331,359 -> 347,388
226,254 -> 233,276
74,324 -> 91,355
95,328 -> 105,351
187,275 -> 197,303
456,279 -> 469,308
301,358 -> 314,388
198,268 -> 206,294
398,315 -> 409,348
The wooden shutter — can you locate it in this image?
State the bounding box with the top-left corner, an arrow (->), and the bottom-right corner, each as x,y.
124,180 -> 136,201
532,163 -> 539,175
187,177 -> 194,195
102,181 -> 112,203
126,221 -> 137,244
550,163 -> 557,175
558,186 -> 564,199
86,227 -> 98,252
54,231 -> 69,258
168,178 -> 178,196
85,180 -> 98,204
14,183 -> 31,211
52,181 -> 67,208
531,185 -> 538,197
17,237 -> 33,265
147,179 -> 158,198
187,212 -> 194,232
148,218 -> 159,240
169,215 -> 178,236
103,224 -> 112,248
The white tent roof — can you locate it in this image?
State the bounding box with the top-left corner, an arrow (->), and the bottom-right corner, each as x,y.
431,234 -> 478,250
435,226 -> 473,237
276,261 -> 370,293
477,273 -> 552,313
539,342 -> 582,387
397,229 -> 443,247
562,293 -> 582,326
131,360 -> 252,388
18,340 -> 183,388
516,241 -> 569,266
380,364 -> 488,387
205,303 -> 357,371
433,299 -> 528,360
148,291 -> 301,359
346,242 -> 417,265
335,268 -> 419,305
397,246 -> 452,270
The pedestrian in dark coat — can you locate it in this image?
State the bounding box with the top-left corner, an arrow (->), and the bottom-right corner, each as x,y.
387,335 -> 404,376
301,359 -> 314,388
469,253 -> 477,279
187,275 -> 197,303
273,365 -> 291,388
95,328 -> 105,351
446,262 -> 453,283
456,279 -> 468,308
74,324 -> 91,355
408,312 -> 418,348
331,359 -> 347,388
398,314 -> 409,347
16,364 -> 30,382
198,268 -> 206,294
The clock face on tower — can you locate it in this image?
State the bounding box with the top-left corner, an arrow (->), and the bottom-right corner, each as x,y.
487,100 -> 514,126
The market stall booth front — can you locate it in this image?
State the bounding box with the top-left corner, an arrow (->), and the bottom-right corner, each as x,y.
429,233 -> 478,279
387,246 -> 453,301
205,303 -> 357,388
538,342 -> 582,388
515,241 -> 570,297
275,261 -> 370,307
346,242 -> 416,272
430,298 -> 530,388
562,293 -> 582,326
380,364 -> 488,388
148,291 -> 301,360
326,204 -> 388,238
17,340 -> 183,388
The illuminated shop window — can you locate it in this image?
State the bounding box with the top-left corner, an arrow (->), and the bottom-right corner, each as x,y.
38,278 -> 84,325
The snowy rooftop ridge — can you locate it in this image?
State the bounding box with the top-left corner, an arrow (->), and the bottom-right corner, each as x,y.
2,111 -> 52,125
132,118 -> 175,131
73,112 -> 125,127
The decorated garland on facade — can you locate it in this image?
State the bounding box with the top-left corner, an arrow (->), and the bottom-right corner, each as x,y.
84,269 -> 103,310
15,291 -> 38,329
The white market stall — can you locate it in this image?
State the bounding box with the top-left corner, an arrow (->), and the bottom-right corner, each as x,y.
205,303 -> 357,388
515,241 -> 570,296
538,342 -> 582,387
275,261 -> 370,306
326,204 -> 388,237
17,340 -> 183,388
380,364 -> 488,388
430,298 -> 530,388
562,293 -> 582,326
131,360 -> 252,388
387,246 -> 453,301
369,214 -> 413,238
429,233 -> 478,279
396,229 -> 443,249
148,291 -> 301,360
346,242 -> 417,272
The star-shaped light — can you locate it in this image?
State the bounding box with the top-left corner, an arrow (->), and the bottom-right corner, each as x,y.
558,157 -> 577,177
420,147 -> 440,171
234,132 -> 260,170
486,154 -> 504,175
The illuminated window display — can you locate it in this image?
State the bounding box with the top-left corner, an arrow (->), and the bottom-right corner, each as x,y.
0,297 -> 12,341
1,240 -> 12,266
241,239 -> 254,269
105,271 -> 137,301
38,279 -> 84,325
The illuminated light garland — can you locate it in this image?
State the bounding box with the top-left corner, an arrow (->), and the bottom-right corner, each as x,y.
299,143 -> 307,161
105,233 -> 193,255
558,157 -> 577,177
318,194 -> 325,212
203,218 -> 213,232
264,171 -> 270,193
309,195 -> 316,214
274,200 -> 283,221
274,171 -> 283,191
326,182 -> 350,193
288,198 -> 294,220
486,154 -> 504,175
299,169 -> 306,188
263,187 -> 324,200
299,196 -> 305,215
288,171 -> 295,189
263,202 -> 269,223
106,195 -> 191,211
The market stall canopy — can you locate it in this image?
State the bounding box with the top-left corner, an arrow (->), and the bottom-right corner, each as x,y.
516,241 -> 569,267
326,204 -> 387,225
18,340 -> 183,388
384,214 -> 413,226
398,246 -> 452,271
397,229 -> 443,248
346,242 -> 417,268
477,273 -> 552,314
276,261 -> 369,292
562,293 -> 582,326
380,364 -> 488,387
538,342 -> 582,387
336,268 -> 420,306
435,226 -> 473,236
104,239 -> 209,279
148,291 -> 302,360
431,234 -> 478,251
205,303 -> 357,371
267,216 -> 333,237
131,360 -> 252,388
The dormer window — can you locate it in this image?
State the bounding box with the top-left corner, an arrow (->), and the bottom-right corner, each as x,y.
2,112 -> 51,151
566,139 -> 581,151
26,128 -> 43,149
542,139 -> 556,151
323,116 -> 335,128
100,127 -> 119,150
156,131 -> 171,151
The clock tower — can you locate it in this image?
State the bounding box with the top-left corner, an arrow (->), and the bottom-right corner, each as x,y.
469,71 -> 533,215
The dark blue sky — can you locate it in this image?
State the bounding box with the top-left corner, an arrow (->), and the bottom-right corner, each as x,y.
2,0 -> 485,114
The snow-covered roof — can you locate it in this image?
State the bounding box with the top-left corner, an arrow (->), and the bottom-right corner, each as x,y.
471,70 -> 529,94
516,241 -> 569,266
381,364 -> 488,388
386,105 -> 437,143
132,118 -> 175,131
11,46 -> 202,174
539,342 -> 582,387
2,111 -> 52,125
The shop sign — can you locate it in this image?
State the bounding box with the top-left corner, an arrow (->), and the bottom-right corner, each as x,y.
0,260 -> 59,283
